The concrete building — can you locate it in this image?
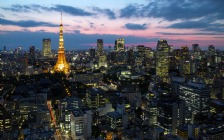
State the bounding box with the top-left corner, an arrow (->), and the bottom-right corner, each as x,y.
58,97 -> 82,133
70,109 -> 92,140
0,105 -> 12,133
85,88 -> 106,109
201,125 -> 224,140
107,111 -> 122,130
179,78 -> 210,121
157,99 -> 185,134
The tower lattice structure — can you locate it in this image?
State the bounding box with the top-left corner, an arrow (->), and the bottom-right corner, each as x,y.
54,12 -> 70,74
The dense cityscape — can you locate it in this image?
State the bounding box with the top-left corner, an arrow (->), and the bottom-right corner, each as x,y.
1,0 -> 224,139
1,11 -> 224,140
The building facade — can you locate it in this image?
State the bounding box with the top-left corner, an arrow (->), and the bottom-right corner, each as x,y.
97,39 -> 103,56
156,39 -> 170,82
115,38 -> 125,52
70,109 -> 92,140
42,38 -> 52,57
179,78 -> 210,122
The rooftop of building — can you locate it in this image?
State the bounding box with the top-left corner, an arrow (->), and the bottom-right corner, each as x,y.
211,99 -> 224,107
202,125 -> 224,136
87,88 -> 105,95
181,78 -> 210,90
60,97 -> 81,103
171,76 -> 186,83
0,105 -> 11,119
107,111 -> 122,119
71,108 -> 84,117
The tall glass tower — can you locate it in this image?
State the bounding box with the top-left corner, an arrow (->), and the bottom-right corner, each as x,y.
156,39 -> 170,82
42,38 -> 52,57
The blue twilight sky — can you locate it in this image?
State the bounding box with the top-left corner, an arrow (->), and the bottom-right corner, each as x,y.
0,0 -> 224,50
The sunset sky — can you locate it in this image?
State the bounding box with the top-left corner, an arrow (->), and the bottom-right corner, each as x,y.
0,0 -> 224,50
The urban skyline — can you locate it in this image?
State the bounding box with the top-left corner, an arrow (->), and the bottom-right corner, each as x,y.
0,0 -> 224,50
1,3 -> 224,138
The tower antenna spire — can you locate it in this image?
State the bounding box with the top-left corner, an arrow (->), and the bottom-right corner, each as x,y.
61,10 -> 62,24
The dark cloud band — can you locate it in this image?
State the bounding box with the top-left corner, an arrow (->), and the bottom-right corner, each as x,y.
125,23 -> 148,30
0,18 -> 57,27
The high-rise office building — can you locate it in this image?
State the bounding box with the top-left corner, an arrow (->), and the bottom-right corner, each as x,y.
192,44 -> 200,52
54,12 -> 70,74
207,45 -> 216,66
208,45 -> 215,56
157,100 -> 185,134
180,46 -> 191,75
157,87 -> 185,134
97,39 -> 103,56
89,47 -> 96,59
192,44 -> 201,60
127,48 -> 135,65
137,45 -> 145,58
98,55 -> 107,68
180,46 -> 190,60
135,45 -> 146,67
156,39 -> 170,82
29,46 -> 35,58
42,38 -> 52,57
0,105 -> 12,133
28,46 -> 36,66
115,38 -> 125,52
145,47 -> 153,59
144,47 -> 154,70
179,78 -> 210,122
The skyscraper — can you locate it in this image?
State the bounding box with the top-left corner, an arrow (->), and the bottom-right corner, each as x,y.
180,46 -> 191,75
115,38 -> 125,52
137,45 -> 145,58
192,44 -> 200,52
127,48 -> 134,65
208,45 -> 215,56
89,47 -> 96,59
54,12 -> 70,74
192,44 -> 201,60
156,39 -> 170,82
42,38 -> 52,57
157,100 -> 185,134
97,39 -> 103,56
156,84 -> 185,134
29,46 -> 35,57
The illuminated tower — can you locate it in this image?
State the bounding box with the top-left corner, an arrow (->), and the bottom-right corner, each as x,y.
54,12 -> 70,74
156,39 -> 170,82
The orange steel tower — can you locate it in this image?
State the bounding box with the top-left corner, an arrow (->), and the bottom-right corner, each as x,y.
54,12 -> 70,74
